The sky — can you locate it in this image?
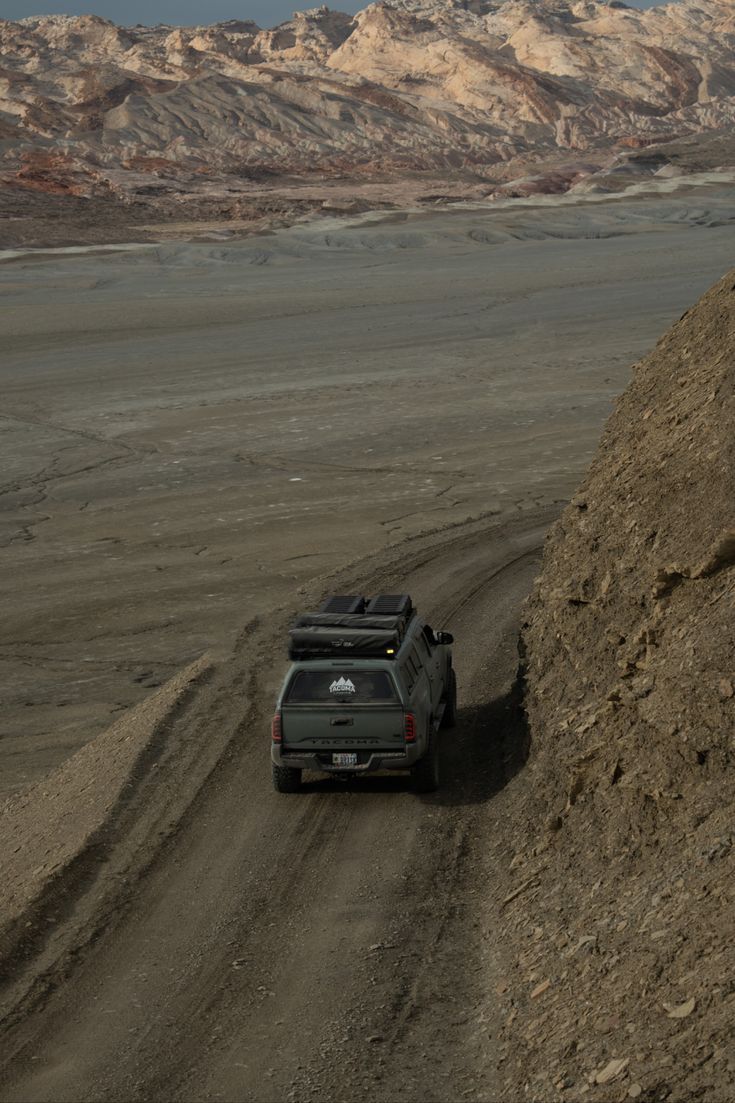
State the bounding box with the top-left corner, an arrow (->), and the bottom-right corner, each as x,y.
0,0 -> 673,28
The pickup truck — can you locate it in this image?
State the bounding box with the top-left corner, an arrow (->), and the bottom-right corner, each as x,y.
271,593 -> 456,794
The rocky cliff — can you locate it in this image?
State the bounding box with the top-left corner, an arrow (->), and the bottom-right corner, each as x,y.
523,269 -> 734,851
505,272 -> 735,1100
1,0 -> 735,239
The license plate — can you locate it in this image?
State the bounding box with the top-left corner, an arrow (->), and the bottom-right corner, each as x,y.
332,753 -> 358,767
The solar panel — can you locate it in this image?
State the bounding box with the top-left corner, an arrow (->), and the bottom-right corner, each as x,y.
365,594 -> 413,617
319,595 -> 367,614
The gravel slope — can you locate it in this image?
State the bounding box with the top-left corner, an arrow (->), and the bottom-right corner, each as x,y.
513,271 -> 735,1102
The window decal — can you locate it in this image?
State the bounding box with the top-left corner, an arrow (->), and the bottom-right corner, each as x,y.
329,676 -> 356,695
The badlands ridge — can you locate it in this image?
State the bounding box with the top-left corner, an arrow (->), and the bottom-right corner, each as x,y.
1,0 -> 735,243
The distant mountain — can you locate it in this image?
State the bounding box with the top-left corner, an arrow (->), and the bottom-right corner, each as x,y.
1,0 -> 734,218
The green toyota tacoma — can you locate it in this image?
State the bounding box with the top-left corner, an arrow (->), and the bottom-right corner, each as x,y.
271,594 -> 456,793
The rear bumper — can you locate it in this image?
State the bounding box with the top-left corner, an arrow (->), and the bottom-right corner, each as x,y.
272,744 -> 422,773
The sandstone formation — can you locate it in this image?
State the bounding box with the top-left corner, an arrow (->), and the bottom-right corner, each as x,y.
1,0 -> 734,241
511,271 -> 735,1100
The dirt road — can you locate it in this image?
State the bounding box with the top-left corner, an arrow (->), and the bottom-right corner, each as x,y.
0,510 -> 548,1102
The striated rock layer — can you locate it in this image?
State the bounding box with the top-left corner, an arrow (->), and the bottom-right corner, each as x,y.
1,0 -> 735,236
509,273 -> 735,1099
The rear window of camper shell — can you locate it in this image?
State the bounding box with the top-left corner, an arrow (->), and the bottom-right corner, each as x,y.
286,670 -> 399,703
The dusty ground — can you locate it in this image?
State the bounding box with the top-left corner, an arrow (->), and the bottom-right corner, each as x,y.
0,187 -> 734,1103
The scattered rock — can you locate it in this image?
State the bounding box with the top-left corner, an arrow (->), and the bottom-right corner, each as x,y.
664,997 -> 697,1019
594,1057 -> 630,1085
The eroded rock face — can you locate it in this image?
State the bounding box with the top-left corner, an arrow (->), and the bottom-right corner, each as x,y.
507,266 -> 735,1103
522,270 -> 735,853
0,0 -> 734,211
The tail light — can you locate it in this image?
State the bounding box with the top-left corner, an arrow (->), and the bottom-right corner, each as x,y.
404,712 -> 416,743
271,712 -> 282,743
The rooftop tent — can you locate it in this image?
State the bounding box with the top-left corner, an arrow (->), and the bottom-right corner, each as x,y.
294,613 -> 405,631
288,625 -> 402,661
288,594 -> 415,660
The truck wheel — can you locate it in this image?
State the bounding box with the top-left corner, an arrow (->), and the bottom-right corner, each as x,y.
272,761 -> 303,793
441,669 -> 457,729
412,730 -> 440,794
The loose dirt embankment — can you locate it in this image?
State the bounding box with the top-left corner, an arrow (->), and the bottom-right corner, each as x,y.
501,271 -> 735,1101
0,656 -> 213,1021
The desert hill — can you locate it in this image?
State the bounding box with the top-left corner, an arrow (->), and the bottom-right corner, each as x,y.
1,0 -> 735,242
508,270 -> 735,1100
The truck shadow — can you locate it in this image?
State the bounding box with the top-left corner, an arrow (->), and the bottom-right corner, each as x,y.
432,673 -> 530,807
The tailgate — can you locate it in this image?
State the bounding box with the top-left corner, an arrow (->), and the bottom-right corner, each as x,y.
282,706 -> 405,751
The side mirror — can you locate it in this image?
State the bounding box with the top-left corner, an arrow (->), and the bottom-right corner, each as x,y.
436,631 -> 454,645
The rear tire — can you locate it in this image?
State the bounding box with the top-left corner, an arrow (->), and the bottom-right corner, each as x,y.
441,669 -> 457,729
272,761 -> 303,793
412,728 -> 440,793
